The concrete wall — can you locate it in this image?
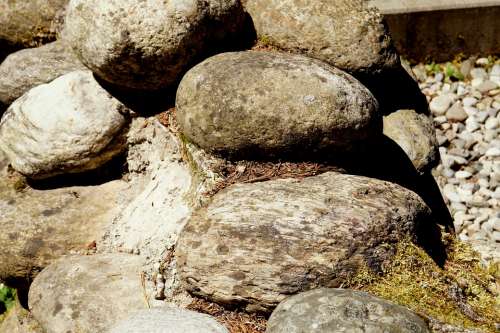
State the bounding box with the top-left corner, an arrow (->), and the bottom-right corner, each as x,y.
368,0 -> 500,62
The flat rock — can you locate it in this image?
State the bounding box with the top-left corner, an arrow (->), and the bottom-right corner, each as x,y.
29,254 -> 147,333
62,0 -> 245,90
383,109 -> 439,173
0,171 -> 129,286
108,307 -> 229,333
0,71 -> 130,179
267,289 -> 430,333
0,300 -> 43,333
176,172 -> 431,313
243,0 -> 398,76
0,0 -> 67,50
445,103 -> 468,122
176,51 -> 380,158
0,41 -> 84,107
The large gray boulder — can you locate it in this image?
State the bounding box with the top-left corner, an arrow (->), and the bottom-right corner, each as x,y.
383,109 -> 439,173
0,41 -> 85,107
0,170 -> 128,287
243,0 -> 398,77
0,70 -> 130,179
176,172 -> 432,313
108,307 -> 229,333
29,254 -> 147,333
62,0 -> 245,90
267,289 -> 430,333
176,51 -> 380,158
0,0 -> 67,51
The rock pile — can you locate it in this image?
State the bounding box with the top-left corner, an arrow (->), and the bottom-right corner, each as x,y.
0,0 -> 498,332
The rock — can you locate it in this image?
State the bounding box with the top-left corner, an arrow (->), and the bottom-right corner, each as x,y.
476,80 -> 498,94
244,0 -> 398,76
0,299 -> 43,333
62,0 -> 245,90
470,68 -> 488,80
176,51 -> 380,158
0,170 -> 129,287
0,71 -> 130,179
0,41 -> 85,107
430,95 -> 453,115
446,103 -> 468,122
109,307 -> 229,333
383,110 -> 439,173
29,254 -> 147,333
176,172 -> 432,313
0,0 -> 67,51
267,289 -> 430,333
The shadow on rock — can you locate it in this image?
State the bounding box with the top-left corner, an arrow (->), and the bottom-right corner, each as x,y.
27,153 -> 127,190
356,65 -> 429,116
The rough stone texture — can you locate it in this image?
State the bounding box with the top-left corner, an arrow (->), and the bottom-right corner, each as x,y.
0,70 -> 130,179
176,51 -> 381,157
383,109 -> 439,173
243,0 -> 398,76
0,0 -> 67,51
29,254 -> 147,333
176,172 -> 432,313
0,300 -> 43,333
0,41 -> 85,107
109,307 -> 229,333
0,170 -> 129,287
267,289 -> 430,333
62,0 -> 245,90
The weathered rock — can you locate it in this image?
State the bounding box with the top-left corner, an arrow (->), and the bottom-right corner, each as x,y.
29,254 -> 147,333
0,71 -> 130,179
176,172 -> 431,312
0,299 -> 43,333
0,0 -> 67,51
109,307 -> 229,333
176,51 -> 380,157
62,0 -> 245,90
243,0 -> 398,76
383,109 -> 439,173
0,41 -> 85,107
0,171 -> 129,287
267,289 -> 430,333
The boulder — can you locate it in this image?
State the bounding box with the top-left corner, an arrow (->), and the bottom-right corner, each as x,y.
0,171 -> 129,287
176,172 -> 432,312
0,41 -> 85,107
267,289 -> 430,333
383,109 -> 439,173
176,51 -> 380,158
62,0 -> 245,90
243,0 -> 398,76
0,0 -> 67,51
29,254 -> 147,333
0,70 -> 130,179
109,307 -> 229,333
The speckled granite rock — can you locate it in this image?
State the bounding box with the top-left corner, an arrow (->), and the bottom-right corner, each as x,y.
176,51 -> 380,158
109,307 -> 229,333
29,254 -> 147,333
176,172 -> 431,313
0,41 -> 84,107
267,289 -> 430,333
62,0 -> 245,89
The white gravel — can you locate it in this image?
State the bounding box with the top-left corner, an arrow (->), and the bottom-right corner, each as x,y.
412,57 -> 500,245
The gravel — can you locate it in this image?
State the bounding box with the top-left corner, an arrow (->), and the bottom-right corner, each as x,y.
413,58 -> 499,247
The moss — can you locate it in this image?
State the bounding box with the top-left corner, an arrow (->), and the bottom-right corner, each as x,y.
348,237 -> 499,332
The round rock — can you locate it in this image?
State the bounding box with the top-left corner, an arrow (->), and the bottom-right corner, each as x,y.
0,41 -> 85,107
176,172 -> 431,313
243,0 -> 398,76
0,70 -> 130,179
383,109 -> 439,173
267,289 -> 430,333
176,51 -> 380,158
109,307 -> 229,333
62,0 -> 245,90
